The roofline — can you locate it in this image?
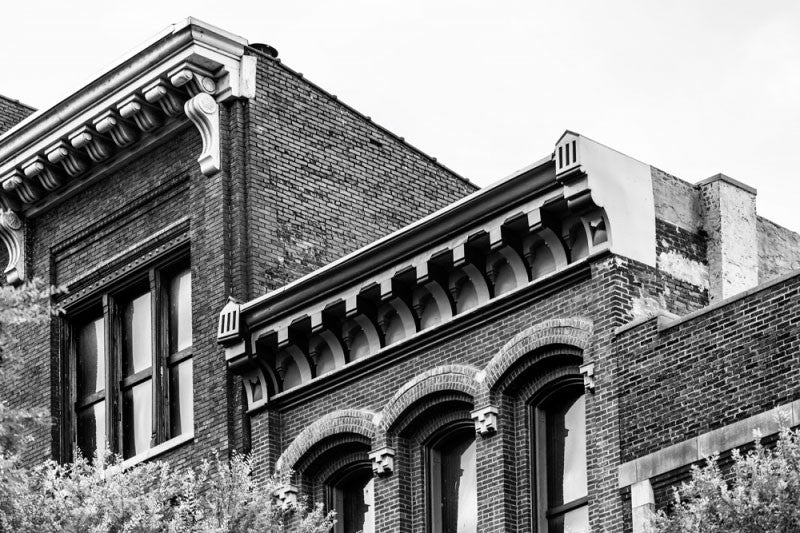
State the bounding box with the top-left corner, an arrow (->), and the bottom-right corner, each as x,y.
242,154 -> 555,328
245,47 -> 480,193
0,17 -> 247,162
0,93 -> 36,112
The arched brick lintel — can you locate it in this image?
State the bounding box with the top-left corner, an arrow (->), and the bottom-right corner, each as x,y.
276,409 -> 377,473
378,364 -> 486,436
482,317 -> 593,396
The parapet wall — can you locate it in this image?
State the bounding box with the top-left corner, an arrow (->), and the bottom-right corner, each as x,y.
616,268 -> 800,463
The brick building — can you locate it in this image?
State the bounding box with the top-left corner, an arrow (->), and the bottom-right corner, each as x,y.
3,18 -> 800,533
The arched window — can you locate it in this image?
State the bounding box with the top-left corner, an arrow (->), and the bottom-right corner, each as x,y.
428,423 -> 478,533
328,464 -> 375,533
533,386 -> 588,533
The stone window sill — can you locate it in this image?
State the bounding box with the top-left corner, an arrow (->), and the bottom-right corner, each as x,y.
120,432 -> 194,469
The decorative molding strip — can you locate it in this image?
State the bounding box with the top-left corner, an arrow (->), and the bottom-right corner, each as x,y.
618,399 -> 800,488
58,217 -> 190,307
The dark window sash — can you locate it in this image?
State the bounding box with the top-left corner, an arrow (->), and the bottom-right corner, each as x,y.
75,390 -> 106,410
545,495 -> 589,519
167,347 -> 192,366
121,367 -> 153,389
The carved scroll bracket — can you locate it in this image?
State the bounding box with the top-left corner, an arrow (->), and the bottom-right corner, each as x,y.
0,210 -> 25,285
184,93 -> 221,177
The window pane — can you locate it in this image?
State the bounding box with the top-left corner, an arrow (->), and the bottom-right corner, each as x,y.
76,317 -> 105,399
76,401 -> 105,461
122,292 -> 152,376
168,268 -> 192,353
546,394 -> 587,506
436,431 -> 477,533
169,359 -> 194,438
336,469 -> 375,533
548,505 -> 590,533
123,379 -> 152,458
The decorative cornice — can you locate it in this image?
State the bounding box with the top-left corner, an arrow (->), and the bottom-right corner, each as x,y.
0,19 -> 257,284
0,19 -> 256,216
219,154 -> 610,396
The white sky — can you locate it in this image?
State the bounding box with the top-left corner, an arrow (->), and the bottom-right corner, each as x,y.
2,1 -> 799,229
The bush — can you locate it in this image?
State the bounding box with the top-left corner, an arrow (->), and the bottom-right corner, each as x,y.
648,426 -> 800,533
0,451 -> 333,533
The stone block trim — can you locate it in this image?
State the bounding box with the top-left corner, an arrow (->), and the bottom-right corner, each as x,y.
482,317 -> 593,392
618,399 -> 800,488
378,364 -> 485,436
275,409 -> 377,473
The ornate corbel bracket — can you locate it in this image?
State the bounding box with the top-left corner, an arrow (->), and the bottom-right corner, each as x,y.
369,447 -> 395,477
169,65 -> 217,96
93,110 -> 139,148
0,210 -> 25,285
45,141 -> 87,178
142,79 -> 186,118
69,126 -> 113,163
118,95 -> 163,133
471,405 -> 499,436
185,93 -> 221,177
2,169 -> 42,204
22,156 -> 62,192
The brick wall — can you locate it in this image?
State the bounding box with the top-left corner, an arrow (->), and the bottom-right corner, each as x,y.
617,270 -> 800,463
250,256 -> 632,532
245,51 -> 476,298
0,94 -> 35,135
5,48 -> 480,471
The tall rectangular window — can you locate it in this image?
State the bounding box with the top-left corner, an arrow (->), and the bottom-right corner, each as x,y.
75,316 -> 106,460
69,257 -> 193,462
167,267 -> 193,439
533,387 -> 589,533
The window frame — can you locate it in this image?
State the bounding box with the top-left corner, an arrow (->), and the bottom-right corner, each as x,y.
325,461 -> 375,533
65,251 -> 192,462
530,379 -> 588,533
425,419 -> 478,533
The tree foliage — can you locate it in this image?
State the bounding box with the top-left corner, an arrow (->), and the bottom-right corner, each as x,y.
1,452 -> 333,533
0,281 -> 334,532
648,426 -> 800,533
